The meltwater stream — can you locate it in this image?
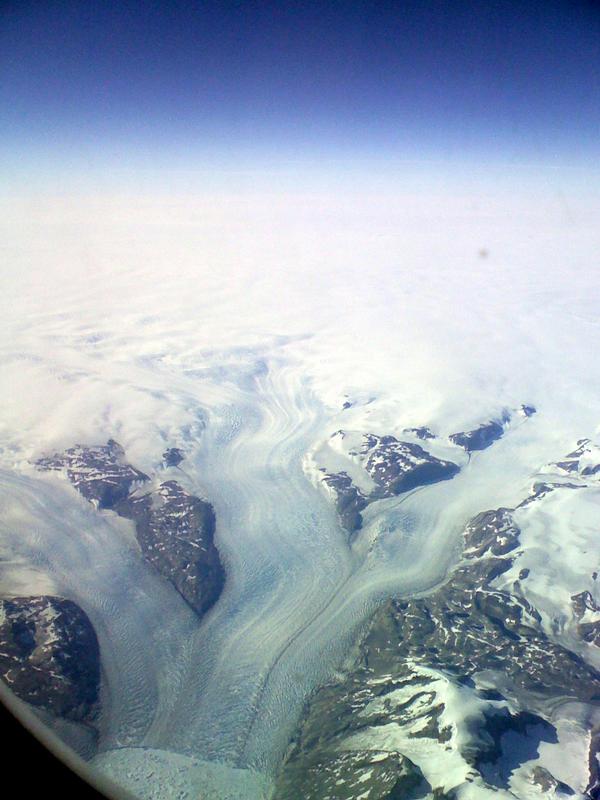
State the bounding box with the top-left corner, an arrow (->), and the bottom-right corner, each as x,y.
0,358 -> 556,799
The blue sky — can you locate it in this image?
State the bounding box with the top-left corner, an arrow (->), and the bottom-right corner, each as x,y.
1,0 -> 599,193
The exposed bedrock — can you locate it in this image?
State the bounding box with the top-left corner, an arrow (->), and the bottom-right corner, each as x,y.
385,557 -> 597,701
449,406 -> 535,453
362,435 -> 460,498
403,426 -> 435,440
572,591 -> 600,647
116,480 -> 224,616
462,508 -> 521,558
552,438 -> 600,481
275,464 -> 600,799
162,447 -> 185,468
36,441 -> 225,617
316,410 -> 538,535
0,595 -> 100,724
449,420 -> 505,452
320,432 -> 460,533
321,471 -> 369,534
36,439 -> 149,509
275,746 -> 431,800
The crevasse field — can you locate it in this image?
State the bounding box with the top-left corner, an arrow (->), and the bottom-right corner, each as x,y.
1,187 -> 599,799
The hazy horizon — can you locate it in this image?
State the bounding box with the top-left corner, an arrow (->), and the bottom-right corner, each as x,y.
2,0 -> 600,196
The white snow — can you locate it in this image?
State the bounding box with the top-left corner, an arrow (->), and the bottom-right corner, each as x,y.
345,663 -> 505,796
495,483 -> 600,658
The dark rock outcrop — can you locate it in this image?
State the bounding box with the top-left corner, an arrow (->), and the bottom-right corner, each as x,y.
449,421 -> 505,452
520,405 -> 536,417
275,747 -> 430,800
319,433 -> 459,534
37,441 -> 225,617
36,439 -> 149,509
463,508 -> 521,558
530,766 -> 575,795
551,438 -> 600,481
572,591 -> 600,647
116,481 -> 224,615
403,426 -> 435,440
275,487 -> 600,798
163,447 -> 184,467
321,470 -> 369,533
387,558 -> 595,701
0,596 -> 100,723
362,435 -> 460,498
587,727 -> 600,799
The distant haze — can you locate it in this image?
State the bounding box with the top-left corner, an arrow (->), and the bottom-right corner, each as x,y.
1,0 -> 599,193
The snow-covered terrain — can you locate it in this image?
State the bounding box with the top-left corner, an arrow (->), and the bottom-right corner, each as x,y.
1,189 -> 600,799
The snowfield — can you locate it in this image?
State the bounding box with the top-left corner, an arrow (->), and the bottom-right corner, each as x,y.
1,188 -> 600,799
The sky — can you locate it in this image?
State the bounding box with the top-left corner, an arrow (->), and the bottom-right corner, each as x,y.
1,0 -> 600,194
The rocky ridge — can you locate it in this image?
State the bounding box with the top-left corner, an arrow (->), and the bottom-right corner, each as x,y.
36,438 -> 149,509
318,431 -> 460,533
116,480 -> 224,615
314,409 -> 533,535
448,406 -> 535,453
277,435 -> 600,800
449,420 -> 505,452
0,595 -> 100,724
36,441 -> 224,617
